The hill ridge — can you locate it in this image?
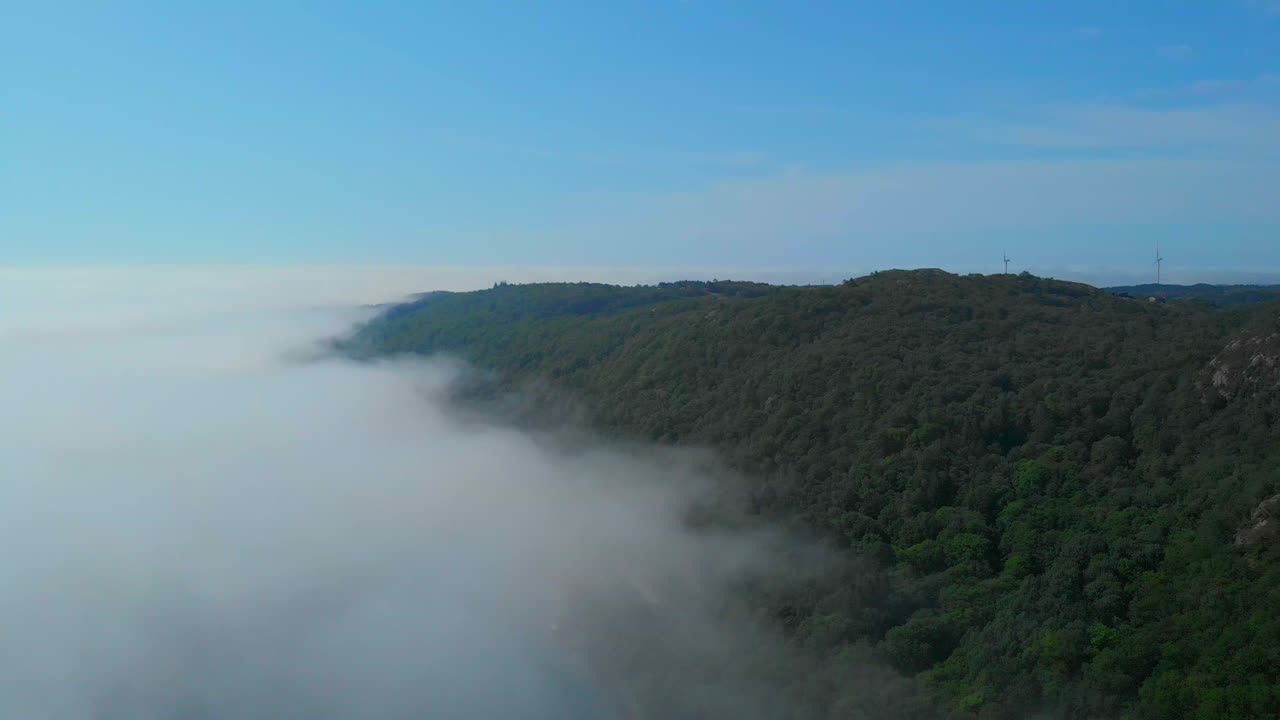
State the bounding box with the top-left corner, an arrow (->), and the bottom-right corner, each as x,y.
350,271 -> 1280,719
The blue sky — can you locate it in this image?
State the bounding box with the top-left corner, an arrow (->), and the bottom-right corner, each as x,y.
4,1 -> 1280,282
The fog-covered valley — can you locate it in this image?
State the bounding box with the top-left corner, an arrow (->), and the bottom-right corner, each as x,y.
0,268 -> 816,719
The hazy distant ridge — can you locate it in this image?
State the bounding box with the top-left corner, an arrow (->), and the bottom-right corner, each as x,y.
1105,282 -> 1280,305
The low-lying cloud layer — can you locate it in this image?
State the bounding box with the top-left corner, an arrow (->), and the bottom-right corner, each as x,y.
0,268 -> 817,719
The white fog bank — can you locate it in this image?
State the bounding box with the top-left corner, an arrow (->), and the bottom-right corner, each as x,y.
0,268 -> 816,719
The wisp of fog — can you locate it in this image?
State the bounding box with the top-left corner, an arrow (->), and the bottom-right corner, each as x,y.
0,268 -> 816,719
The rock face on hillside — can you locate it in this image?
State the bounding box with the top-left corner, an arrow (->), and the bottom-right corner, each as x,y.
1207,323 -> 1280,400
1235,494 -> 1280,549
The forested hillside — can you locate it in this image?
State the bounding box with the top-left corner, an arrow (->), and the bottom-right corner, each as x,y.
347,271 -> 1280,720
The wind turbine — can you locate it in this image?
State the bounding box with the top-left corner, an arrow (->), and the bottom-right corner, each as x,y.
1003,250 -> 1010,274
1155,241 -> 1164,285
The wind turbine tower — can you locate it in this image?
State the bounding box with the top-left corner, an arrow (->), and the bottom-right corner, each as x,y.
1003,251 -> 1010,274
1155,242 -> 1164,285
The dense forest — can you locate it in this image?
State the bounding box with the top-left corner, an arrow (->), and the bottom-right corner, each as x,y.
345,271 -> 1280,720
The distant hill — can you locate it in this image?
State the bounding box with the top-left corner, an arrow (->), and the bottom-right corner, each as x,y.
1105,282 -> 1280,306
348,270 -> 1280,720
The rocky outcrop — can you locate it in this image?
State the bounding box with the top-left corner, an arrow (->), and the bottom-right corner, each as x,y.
1206,326 -> 1280,401
1235,494 -> 1280,549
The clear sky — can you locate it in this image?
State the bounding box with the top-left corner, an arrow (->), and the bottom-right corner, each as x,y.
5,1 -> 1279,283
